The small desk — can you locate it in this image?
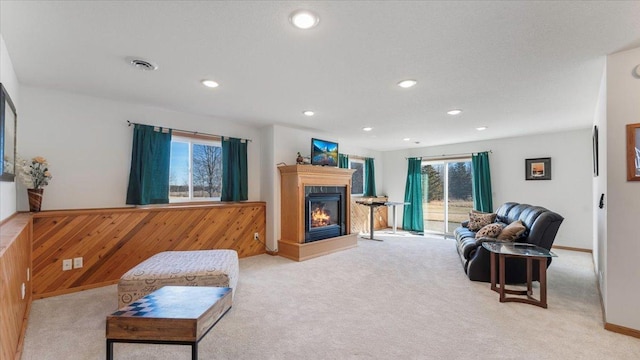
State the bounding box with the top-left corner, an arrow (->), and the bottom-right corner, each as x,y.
356,201 -> 387,241
384,201 -> 410,233
106,286 -> 232,360
482,242 -> 557,308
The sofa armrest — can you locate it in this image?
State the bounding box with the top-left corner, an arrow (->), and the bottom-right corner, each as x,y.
457,236 -> 479,260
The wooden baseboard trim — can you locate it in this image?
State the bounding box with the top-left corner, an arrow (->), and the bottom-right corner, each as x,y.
266,250 -> 278,256
33,280 -> 119,299
552,245 -> 592,253
605,322 -> 640,339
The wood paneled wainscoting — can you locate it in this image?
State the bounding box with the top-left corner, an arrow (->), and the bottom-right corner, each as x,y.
0,214 -> 32,360
31,202 -> 266,298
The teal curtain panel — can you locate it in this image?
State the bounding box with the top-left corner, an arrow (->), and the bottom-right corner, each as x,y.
363,157 -> 377,196
221,137 -> 248,201
126,124 -> 172,205
338,153 -> 349,168
472,151 -> 493,212
402,157 -> 424,232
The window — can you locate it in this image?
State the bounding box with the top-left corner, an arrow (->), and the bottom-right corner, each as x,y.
349,159 -> 364,195
421,159 -> 473,235
169,135 -> 222,201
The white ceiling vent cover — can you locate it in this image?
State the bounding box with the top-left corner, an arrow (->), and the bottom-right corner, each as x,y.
127,57 -> 158,71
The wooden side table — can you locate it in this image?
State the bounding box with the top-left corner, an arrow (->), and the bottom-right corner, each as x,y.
482,242 -> 557,308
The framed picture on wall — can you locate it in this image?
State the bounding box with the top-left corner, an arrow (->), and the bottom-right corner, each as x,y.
525,157 -> 551,180
592,125 -> 599,177
626,123 -> 640,181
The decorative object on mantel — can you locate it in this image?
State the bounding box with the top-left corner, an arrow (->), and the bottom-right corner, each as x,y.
296,152 -> 304,164
17,155 -> 52,212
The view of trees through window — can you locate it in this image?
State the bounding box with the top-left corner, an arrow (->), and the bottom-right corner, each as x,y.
169,138 -> 222,201
350,160 -> 364,194
422,160 -> 473,234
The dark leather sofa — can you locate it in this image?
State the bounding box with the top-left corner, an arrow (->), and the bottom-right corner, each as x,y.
454,202 -> 564,283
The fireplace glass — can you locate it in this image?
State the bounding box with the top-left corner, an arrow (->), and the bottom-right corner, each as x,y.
305,192 -> 343,242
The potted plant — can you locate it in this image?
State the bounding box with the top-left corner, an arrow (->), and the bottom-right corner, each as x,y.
17,156 -> 52,212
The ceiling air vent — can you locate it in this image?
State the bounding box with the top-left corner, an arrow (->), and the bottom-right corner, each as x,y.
127,57 -> 158,71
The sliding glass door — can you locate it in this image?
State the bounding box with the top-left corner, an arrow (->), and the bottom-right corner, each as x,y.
422,159 -> 473,235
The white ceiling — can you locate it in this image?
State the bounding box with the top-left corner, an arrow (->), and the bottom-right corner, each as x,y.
1,1 -> 640,151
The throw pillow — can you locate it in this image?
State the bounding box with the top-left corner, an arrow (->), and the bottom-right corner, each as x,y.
468,212 -> 497,232
475,223 -> 504,238
497,220 -> 527,241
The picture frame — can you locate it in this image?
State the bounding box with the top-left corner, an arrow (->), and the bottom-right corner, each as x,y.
626,123 -> 640,181
0,82 -> 17,182
592,125 -> 599,177
525,157 -> 551,180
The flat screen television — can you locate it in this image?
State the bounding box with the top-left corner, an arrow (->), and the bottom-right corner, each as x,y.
311,138 -> 339,166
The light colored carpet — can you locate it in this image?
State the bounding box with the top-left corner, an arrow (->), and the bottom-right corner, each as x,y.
21,233 -> 640,359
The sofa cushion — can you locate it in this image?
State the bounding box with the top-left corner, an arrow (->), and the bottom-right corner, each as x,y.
497,220 -> 527,241
476,223 -> 504,238
468,212 -> 497,231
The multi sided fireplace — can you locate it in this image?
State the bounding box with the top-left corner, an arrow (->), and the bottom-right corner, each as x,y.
304,186 -> 346,243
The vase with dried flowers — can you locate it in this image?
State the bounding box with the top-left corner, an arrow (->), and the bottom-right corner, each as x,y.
17,156 -> 52,212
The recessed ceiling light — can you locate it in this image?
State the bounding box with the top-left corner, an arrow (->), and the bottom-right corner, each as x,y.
127,57 -> 158,71
447,109 -> 462,115
363,127 -> 373,131
476,126 -> 488,131
201,80 -> 219,88
303,110 -> 315,116
397,79 -> 417,88
403,138 -> 411,141
290,10 -> 319,29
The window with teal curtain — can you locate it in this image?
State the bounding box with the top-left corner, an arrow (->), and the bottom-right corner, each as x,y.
221,137 -> 248,201
402,157 -> 424,232
363,157 -> 377,196
126,124 -> 172,205
472,152 -> 493,212
338,153 -> 349,168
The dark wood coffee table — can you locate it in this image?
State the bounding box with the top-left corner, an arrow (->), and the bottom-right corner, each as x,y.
106,286 -> 232,360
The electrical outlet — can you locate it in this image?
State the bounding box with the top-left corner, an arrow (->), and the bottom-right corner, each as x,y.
254,232 -> 260,241
73,257 -> 83,269
62,259 -> 72,271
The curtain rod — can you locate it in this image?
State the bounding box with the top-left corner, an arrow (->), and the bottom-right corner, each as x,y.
127,121 -> 252,143
406,150 -> 492,160
341,154 -> 369,160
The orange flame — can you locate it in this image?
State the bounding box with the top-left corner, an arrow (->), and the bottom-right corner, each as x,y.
311,206 -> 332,227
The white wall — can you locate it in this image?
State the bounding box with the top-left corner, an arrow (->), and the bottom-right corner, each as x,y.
17,86 -> 262,211
0,34 -> 19,221
263,124 -> 383,251
593,65 -> 607,307
383,128 -> 593,249
604,46 -> 640,330
260,125 -> 276,251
